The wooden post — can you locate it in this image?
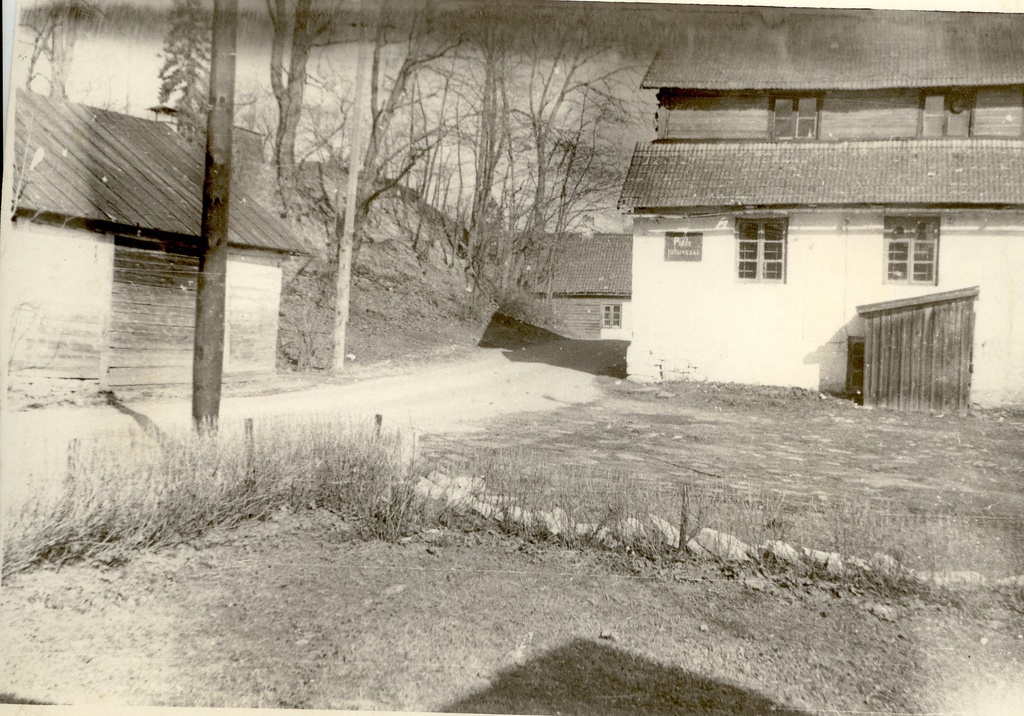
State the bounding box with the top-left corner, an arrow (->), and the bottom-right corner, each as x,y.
192,0 -> 238,431
677,483 -> 690,554
331,19 -> 368,374
374,413 -> 382,437
244,417 -> 255,488
67,438 -> 80,482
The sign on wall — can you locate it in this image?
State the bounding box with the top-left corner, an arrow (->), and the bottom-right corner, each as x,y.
664,232 -> 703,261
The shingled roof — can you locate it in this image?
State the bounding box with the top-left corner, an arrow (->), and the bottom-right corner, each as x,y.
642,9 -> 1024,91
618,140 -> 1024,212
12,90 -> 304,254
546,233 -> 632,296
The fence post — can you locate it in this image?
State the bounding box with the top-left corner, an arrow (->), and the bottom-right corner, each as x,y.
677,483 -> 690,555
374,413 -> 383,438
244,418 -> 255,488
66,439 -> 80,482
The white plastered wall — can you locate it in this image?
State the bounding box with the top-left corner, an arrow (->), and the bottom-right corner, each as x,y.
0,221 -> 114,379
627,211 -> 1024,408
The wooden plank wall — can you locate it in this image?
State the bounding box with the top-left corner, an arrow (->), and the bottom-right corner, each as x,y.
660,96 -> 770,140
862,297 -> 976,415
658,87 -> 1023,141
107,244 -> 199,386
549,297 -> 618,339
819,90 -> 920,140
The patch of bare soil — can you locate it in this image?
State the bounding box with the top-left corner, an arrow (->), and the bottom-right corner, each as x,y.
445,378 -> 1024,520
3,511 -> 1022,712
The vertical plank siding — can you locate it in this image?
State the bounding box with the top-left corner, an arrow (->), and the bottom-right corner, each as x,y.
859,288 -> 979,415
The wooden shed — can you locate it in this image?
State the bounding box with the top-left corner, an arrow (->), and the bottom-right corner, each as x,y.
538,233 -> 632,340
856,287 -> 979,415
5,90 -> 304,388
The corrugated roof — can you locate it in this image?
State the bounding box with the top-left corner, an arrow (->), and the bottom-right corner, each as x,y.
12,90 -> 304,253
546,233 -> 632,296
642,9 -> 1024,91
618,139 -> 1024,211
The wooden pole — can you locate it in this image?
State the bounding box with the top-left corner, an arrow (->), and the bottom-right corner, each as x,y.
331,21 -> 368,374
192,0 -> 238,431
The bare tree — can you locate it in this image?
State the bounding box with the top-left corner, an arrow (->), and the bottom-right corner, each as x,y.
21,1 -> 97,99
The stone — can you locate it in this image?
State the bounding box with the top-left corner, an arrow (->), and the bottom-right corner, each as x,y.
994,575 -> 1024,589
617,517 -> 645,543
599,630 -> 617,641
802,547 -> 843,574
655,391 -> 676,399
539,507 -> 571,537
413,477 -> 447,502
930,571 -> 987,588
759,540 -> 801,564
693,528 -> 751,562
870,552 -> 902,577
699,623 -> 709,633
686,539 -> 713,559
648,514 -> 681,549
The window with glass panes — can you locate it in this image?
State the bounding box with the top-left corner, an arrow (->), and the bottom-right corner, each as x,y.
921,92 -> 973,138
736,219 -> 787,282
773,97 -> 818,140
602,303 -> 622,328
885,217 -> 939,285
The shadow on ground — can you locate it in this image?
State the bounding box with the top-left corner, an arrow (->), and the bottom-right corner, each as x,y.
0,693 -> 55,705
444,638 -> 800,715
479,313 -> 628,379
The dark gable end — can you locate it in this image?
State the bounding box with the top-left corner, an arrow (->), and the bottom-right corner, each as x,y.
12,89 -> 304,254
642,9 -> 1024,91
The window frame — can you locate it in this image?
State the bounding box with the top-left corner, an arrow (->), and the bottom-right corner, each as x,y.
602,303 -> 622,329
883,216 -> 940,286
735,218 -> 788,284
919,90 -> 975,138
771,96 -> 820,141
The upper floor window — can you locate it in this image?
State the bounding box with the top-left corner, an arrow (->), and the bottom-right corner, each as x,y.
921,91 -> 974,137
773,97 -> 819,140
885,217 -> 939,285
737,218 -> 787,283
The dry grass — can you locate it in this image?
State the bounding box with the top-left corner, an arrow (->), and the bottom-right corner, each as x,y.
2,416 -> 418,578
5,421 -> 1021,587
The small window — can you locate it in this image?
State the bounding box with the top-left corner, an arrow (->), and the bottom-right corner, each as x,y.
736,218 -> 787,282
602,303 -> 622,329
921,91 -> 973,137
885,217 -> 939,285
774,97 -> 818,140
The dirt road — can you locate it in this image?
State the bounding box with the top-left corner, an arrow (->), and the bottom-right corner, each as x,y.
0,343 -> 619,508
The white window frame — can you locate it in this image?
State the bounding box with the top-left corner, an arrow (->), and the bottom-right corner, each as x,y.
773,96 -> 819,141
736,218 -> 788,283
884,217 -> 940,286
602,303 -> 622,329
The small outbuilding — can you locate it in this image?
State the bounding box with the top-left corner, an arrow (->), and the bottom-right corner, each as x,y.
3,90 -> 304,388
537,233 -> 632,340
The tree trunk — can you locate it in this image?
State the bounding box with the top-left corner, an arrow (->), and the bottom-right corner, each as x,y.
270,0 -> 314,215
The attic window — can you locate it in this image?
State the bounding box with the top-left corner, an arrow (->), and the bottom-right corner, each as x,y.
773,97 -> 818,140
921,92 -> 973,137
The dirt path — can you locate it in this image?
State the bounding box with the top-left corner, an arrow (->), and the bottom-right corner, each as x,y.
0,344 -> 613,509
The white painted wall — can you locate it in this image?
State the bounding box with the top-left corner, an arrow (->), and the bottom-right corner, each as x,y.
1,221 -> 114,379
627,211 -> 1024,408
226,248 -> 284,374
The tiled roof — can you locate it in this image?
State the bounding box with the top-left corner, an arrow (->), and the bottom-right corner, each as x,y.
642,9 -> 1024,91
12,90 -> 304,254
545,233 -> 632,296
618,140 -> 1024,211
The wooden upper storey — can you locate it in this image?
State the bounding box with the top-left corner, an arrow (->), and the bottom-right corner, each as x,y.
654,87 -> 1024,142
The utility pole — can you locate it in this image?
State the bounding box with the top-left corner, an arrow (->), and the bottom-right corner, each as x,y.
331,15 -> 368,374
192,0 -> 238,430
